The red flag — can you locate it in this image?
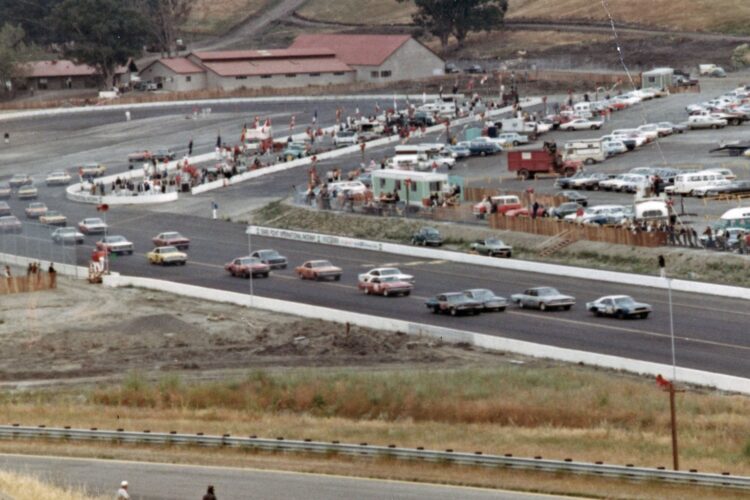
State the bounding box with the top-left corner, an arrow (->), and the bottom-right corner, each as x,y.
656,374 -> 672,389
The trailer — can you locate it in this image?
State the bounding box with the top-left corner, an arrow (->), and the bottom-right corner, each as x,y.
507,143 -> 581,180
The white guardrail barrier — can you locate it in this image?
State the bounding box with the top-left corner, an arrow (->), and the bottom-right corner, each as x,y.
0,425 -> 747,490
0,94 -> 449,122
247,226 -> 750,301
102,274 -> 750,395
0,252 -> 88,279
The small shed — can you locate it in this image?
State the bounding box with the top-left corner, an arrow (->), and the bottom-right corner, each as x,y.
641,67 -> 673,90
371,170 -> 463,206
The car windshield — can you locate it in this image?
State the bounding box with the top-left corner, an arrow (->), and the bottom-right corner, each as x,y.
1,216 -> 18,222
468,289 -> 491,300
380,269 -> 399,276
58,228 -> 75,234
445,294 -> 466,303
258,250 -> 279,258
380,276 -> 400,283
536,287 -> 559,296
423,228 -> 439,236
107,236 -> 125,243
311,260 -> 332,267
162,232 -> 181,238
486,239 -> 504,246
614,297 -> 636,307
86,218 -> 104,225
239,257 -> 261,265
46,211 -> 61,217
161,246 -> 178,252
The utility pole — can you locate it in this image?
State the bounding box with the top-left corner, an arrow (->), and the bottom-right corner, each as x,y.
658,255 -> 680,470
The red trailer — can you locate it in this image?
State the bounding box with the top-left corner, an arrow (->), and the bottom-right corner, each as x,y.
507,143 -> 581,180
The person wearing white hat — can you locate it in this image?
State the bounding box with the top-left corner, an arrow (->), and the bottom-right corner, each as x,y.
116,480 -> 130,499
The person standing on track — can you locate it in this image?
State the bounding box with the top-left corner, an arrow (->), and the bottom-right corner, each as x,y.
116,480 -> 130,499
203,485 -> 217,500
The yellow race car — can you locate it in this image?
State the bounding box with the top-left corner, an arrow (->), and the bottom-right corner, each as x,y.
146,246 -> 187,266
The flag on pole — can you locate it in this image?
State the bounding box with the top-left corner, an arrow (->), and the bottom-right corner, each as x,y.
375,102 -> 380,114
312,109 -> 318,124
290,115 -> 296,130
240,124 -> 247,143
253,116 -> 259,128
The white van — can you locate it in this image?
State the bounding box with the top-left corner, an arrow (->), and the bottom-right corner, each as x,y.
716,207 -> 750,230
634,199 -> 669,220
561,140 -> 606,164
573,102 -> 592,116
665,170 -> 729,195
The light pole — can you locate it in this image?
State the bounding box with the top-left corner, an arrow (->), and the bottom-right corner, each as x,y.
247,227 -> 254,307
658,254 -> 680,470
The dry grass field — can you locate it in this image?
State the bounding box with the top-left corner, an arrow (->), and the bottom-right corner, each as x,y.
183,0 -> 269,34
297,0 -> 750,34
0,470 -> 103,500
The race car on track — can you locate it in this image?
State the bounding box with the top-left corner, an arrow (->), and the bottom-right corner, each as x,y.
225,256 -> 270,278
147,246 -> 187,266
358,275 -> 413,296
586,295 -> 651,319
295,260 -> 342,281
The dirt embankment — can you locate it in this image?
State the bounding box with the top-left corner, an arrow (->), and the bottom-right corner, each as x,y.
0,277 -> 503,383
248,201 -> 750,287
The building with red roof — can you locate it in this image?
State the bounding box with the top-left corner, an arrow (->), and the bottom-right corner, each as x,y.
17,60 -> 132,91
138,35 -> 442,92
289,34 -> 444,83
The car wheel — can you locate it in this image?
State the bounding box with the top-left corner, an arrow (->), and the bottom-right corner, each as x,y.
593,310 -> 602,317
616,311 -> 625,319
334,275 -> 341,281
363,287 -> 370,295
403,291 -> 410,297
539,303 -> 547,311
180,261 -> 186,266
262,273 -> 269,278
450,308 -> 458,316
585,158 -> 595,165
431,306 -> 439,314
518,301 -> 525,309
383,289 -> 389,297
244,272 -> 250,279
512,141 -> 519,147
640,312 -> 649,319
128,250 -> 133,255
563,305 -> 572,311
497,307 -> 506,312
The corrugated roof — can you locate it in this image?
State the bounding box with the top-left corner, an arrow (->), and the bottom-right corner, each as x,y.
204,58 -> 353,77
193,48 -> 336,62
290,34 -> 413,66
154,57 -> 204,74
20,60 -> 127,78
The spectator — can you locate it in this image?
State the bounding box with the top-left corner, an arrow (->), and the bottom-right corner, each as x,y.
48,262 -> 57,288
203,485 -> 217,500
116,480 -> 130,500
531,201 -> 540,220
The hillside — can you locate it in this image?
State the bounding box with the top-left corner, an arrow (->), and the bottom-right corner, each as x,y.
296,0 -> 750,34
182,0 -> 269,34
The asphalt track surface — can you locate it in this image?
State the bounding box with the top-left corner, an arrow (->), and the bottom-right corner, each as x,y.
4,185 -> 750,379
0,454 -> 569,500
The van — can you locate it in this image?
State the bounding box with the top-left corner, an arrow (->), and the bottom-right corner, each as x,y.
665,170 -> 729,195
634,199 -> 669,220
715,207 -> 750,230
573,102 -> 592,114
561,140 -> 606,164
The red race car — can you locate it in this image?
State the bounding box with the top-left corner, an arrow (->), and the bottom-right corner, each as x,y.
225,256 -> 270,278
358,275 -> 413,297
152,231 -> 190,250
295,260 -> 342,281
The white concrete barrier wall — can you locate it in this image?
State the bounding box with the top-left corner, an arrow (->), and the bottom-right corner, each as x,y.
102,273 -> 750,395
247,226 -> 750,301
0,94 -> 454,122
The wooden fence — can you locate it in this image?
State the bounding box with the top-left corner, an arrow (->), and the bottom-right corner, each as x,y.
494,69 -> 638,87
489,215 -> 667,247
0,273 -> 57,295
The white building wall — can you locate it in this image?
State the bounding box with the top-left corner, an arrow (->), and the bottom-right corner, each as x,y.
355,39 -> 444,83
205,71 -> 355,90
139,62 -> 206,91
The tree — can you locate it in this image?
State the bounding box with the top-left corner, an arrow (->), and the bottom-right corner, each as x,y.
0,24 -> 31,96
0,0 -> 63,44
139,0 -> 193,56
49,0 -> 148,88
402,0 -> 508,50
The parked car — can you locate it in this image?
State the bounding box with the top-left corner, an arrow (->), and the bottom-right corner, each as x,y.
559,118 -> 604,131
283,143 -> 308,160
358,267 -> 414,284
333,130 -> 359,147
658,121 -> 688,134
466,64 -> 485,74
559,190 -> 588,206
445,63 -> 461,74
96,235 -> 134,255
704,180 -> 750,197
295,260 -> 343,281
602,139 -> 628,156
688,115 -> 727,129
147,246 -> 187,266
77,163 -> 107,178
25,202 -> 48,218
152,231 -> 190,250
358,275 -> 413,296
225,256 -> 270,278
445,145 -> 471,158
495,132 -> 529,146
0,183 -> 11,199
51,227 -> 84,244
550,202 -> 583,219
8,174 -> 32,188
250,249 -> 288,269
17,185 -> 38,199
45,171 -> 72,186
78,217 -> 108,234
0,215 -> 22,233
411,227 -> 443,246
555,171 -> 589,189
39,210 -> 67,226
510,287 -> 575,311
468,140 -> 502,156
470,238 -> 512,257
463,289 -> 507,312
152,149 -> 176,162
586,295 -> 651,319
425,292 -> 483,316
0,201 -> 10,216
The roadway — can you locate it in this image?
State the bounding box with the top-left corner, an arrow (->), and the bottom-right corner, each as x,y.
0,454 -> 568,500
3,191 -> 749,379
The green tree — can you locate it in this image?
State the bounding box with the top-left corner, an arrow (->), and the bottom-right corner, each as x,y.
0,0 -> 63,44
402,0 -> 508,50
49,0 -> 148,88
0,24 -> 31,96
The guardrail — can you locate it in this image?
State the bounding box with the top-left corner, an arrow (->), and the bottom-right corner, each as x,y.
1,425 -> 746,490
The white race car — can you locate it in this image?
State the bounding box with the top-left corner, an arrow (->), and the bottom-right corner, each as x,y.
358,267 -> 415,284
